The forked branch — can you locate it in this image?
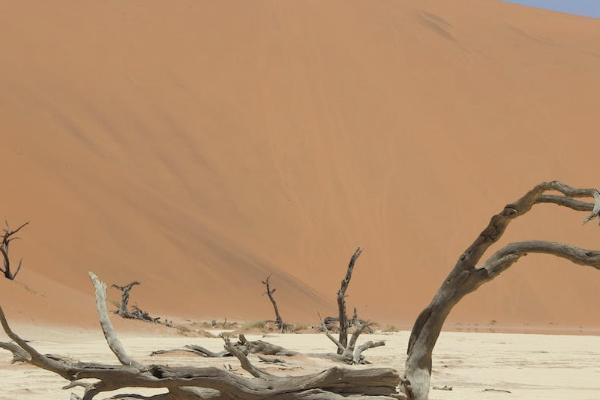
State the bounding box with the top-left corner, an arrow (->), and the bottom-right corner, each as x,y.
320,315 -> 384,365
403,181 -> 600,400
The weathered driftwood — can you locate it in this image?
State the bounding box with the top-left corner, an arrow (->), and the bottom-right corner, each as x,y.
238,334 -> 299,356
403,181 -> 600,400
150,334 -> 297,359
262,275 -> 286,332
0,220 -> 28,280
0,272 -> 401,400
337,247 -> 362,353
150,344 -> 231,358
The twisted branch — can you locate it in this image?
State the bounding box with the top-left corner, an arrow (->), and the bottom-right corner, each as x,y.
404,181 -> 600,400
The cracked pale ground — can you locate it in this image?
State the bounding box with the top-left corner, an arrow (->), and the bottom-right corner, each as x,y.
1,327 -> 599,400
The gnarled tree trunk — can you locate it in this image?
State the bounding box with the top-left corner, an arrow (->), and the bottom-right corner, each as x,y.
402,181 -> 600,400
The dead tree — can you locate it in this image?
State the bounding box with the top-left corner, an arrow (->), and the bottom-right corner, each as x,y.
320,316 -> 384,365
111,281 -> 140,316
0,272 -> 401,400
337,247 -> 362,353
402,181 -> 600,400
111,281 -> 161,323
0,221 -> 28,280
262,275 -> 285,332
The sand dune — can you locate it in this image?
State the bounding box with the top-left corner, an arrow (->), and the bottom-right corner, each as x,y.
1,0 -> 600,327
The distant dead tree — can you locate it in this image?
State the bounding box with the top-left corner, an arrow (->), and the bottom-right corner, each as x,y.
111,281 -> 161,323
0,221 -> 28,281
402,181 -> 600,400
111,281 -> 140,316
262,275 -> 285,332
336,247 -> 362,353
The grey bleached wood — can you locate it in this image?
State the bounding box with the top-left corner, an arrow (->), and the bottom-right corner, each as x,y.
90,272 -> 145,370
237,333 -> 299,356
0,273 -> 401,399
403,181 -> 600,400
337,247 -> 362,353
582,189 -> 600,223
0,341 -> 30,363
150,344 -> 231,358
150,335 -> 297,359
321,317 -> 384,364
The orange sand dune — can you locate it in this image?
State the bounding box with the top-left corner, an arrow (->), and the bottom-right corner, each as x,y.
1,0 -> 600,328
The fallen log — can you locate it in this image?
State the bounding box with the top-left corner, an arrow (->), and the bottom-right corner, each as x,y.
150,334 -> 298,359
0,272 -> 402,400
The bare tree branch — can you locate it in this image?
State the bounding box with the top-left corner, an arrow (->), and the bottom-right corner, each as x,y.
337,247 -> 362,353
352,341 -> 385,365
262,275 -> 285,332
151,344 -> 231,358
89,272 -> 144,370
0,341 -> 30,363
320,314 -> 384,365
403,181 -> 600,400
0,221 -> 29,280
223,336 -> 271,379
478,241 -> 600,280
319,315 -> 346,353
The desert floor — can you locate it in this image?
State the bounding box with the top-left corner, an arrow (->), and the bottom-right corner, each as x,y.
1,326 -> 599,400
